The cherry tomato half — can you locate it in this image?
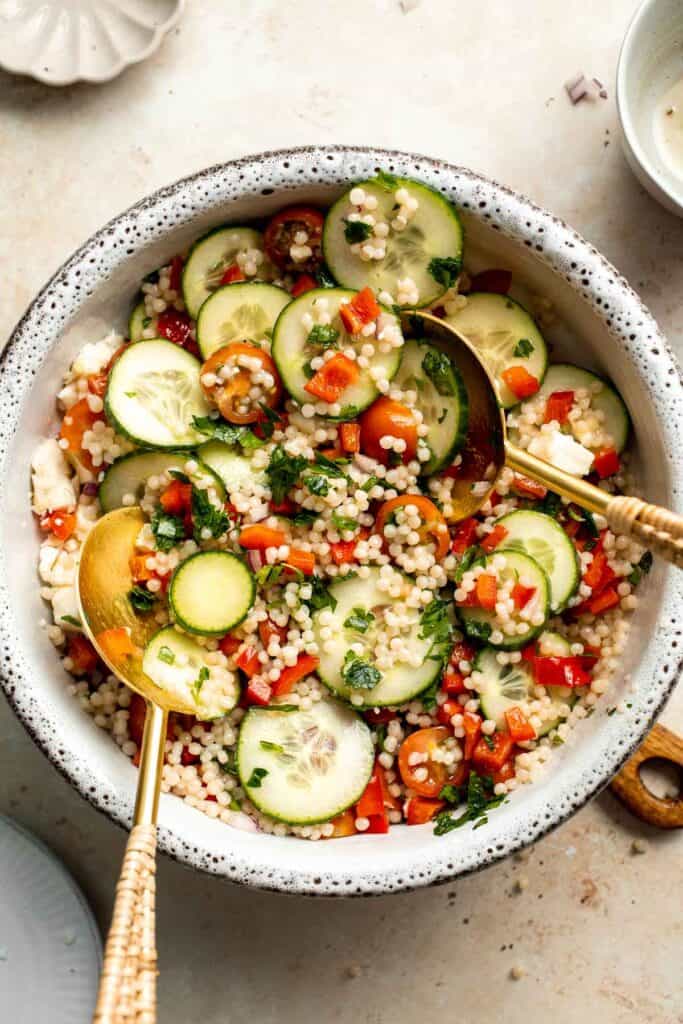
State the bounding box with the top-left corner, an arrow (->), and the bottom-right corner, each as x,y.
359,397 -> 418,465
200,341 -> 282,425
263,205 -> 324,273
398,726 -> 452,798
375,494 -> 450,560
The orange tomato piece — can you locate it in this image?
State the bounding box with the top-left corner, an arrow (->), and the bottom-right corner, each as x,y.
397,726 -> 451,798
239,524 -> 287,550
339,287 -> 381,334
406,796 -> 446,825
285,548 -> 315,575
67,634 -> 99,675
359,397 -> 418,465
39,508 -> 77,542
200,342 -> 282,425
375,494 -> 449,560
475,573 -> 498,610
59,398 -> 101,470
500,366 -> 540,400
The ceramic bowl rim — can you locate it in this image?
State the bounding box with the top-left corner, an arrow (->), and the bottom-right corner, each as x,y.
1,145 -> 681,896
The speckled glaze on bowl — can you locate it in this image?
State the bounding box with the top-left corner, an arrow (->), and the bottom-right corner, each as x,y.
1,147 -> 681,897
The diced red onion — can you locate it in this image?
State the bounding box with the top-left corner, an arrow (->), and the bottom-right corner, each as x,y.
565,72 -> 607,104
82,482 -> 98,496
247,550 -> 263,572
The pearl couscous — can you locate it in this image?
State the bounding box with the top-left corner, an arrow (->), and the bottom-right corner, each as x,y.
32,173 -> 651,839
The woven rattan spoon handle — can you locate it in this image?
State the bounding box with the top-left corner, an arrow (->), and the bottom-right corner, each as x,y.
93,702 -> 167,1024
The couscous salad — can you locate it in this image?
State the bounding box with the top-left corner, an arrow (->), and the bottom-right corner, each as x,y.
32,172 -> 650,839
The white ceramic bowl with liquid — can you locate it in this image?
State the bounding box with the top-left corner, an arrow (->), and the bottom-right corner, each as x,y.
0,147 -> 681,896
617,0 -> 683,216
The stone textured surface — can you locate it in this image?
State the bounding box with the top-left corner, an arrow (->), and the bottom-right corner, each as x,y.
0,0 -> 681,1020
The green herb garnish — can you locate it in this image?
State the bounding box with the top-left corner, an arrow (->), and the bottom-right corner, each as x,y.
191,665 -> 209,704
191,486 -> 230,542
343,220 -> 373,245
332,512 -> 357,534
192,415 -> 265,452
422,348 -> 456,396
266,445 -> 307,505
157,645 -> 175,665
260,740 -> 285,754
308,324 -> 340,348
151,508 -> 185,552
628,550 -> 653,586
128,585 -> 158,612
433,771 -> 506,835
246,767 -> 268,788
60,614 -> 82,627
513,338 -> 534,358
306,576 -> 337,613
343,607 -> 375,633
374,170 -> 399,190
342,651 -> 381,690
427,256 -> 462,289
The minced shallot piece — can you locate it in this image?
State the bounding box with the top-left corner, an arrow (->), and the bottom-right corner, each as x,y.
565,72 -> 608,105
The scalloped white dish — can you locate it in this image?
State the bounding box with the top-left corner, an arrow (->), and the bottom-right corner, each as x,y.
0,0 -> 183,85
1,147 -> 681,897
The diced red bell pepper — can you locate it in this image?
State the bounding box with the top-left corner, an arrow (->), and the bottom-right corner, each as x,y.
437,697 -> 462,726
441,671 -> 467,696
304,353 -> 359,403
160,479 -> 192,516
270,654 -> 320,697
512,474 -> 548,499
339,287 -> 380,335
285,548 -> 315,575
504,707 -> 536,742
129,554 -> 155,583
39,507 -> 77,542
451,517 -> 478,554
544,390 -> 575,424
363,708 -> 398,726
329,528 -> 368,566
511,582 -> 536,609
291,273 -> 318,298
406,796 -> 446,825
450,640 -> 476,666
492,758 -> 516,785
480,524 -> 508,553
244,677 -> 272,706
258,619 -> 287,650
521,642 -> 537,663
339,422 -> 361,453
220,263 -> 246,285
239,524 -> 287,550
181,747 -> 200,766
328,808 -> 357,838
587,585 -> 620,615
67,634 -> 99,675
156,309 -> 193,348
468,268 -> 512,295
219,633 -> 242,656
462,711 -> 482,760
168,256 -> 184,293
592,446 -> 620,479
471,731 -> 515,772
476,573 -> 498,610
270,497 -> 296,515
501,366 -> 540,400
533,656 -> 592,688
364,813 -> 390,834
235,646 -> 261,677
356,767 -> 385,818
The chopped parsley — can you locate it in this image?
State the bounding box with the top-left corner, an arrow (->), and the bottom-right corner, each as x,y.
343,219 -> 373,245
168,469 -> 191,484
419,598 -> 453,661
361,474 -> 380,493
191,486 -> 230,542
192,415 -> 267,451
419,678 -> 440,711
454,544 -> 484,583
342,651 -> 381,690
260,740 -> 284,754
628,550 -> 653,586
307,323 -> 340,348
255,564 -> 285,587
315,266 -> 337,288
246,767 -> 268,788
151,508 -> 185,552
266,446 -> 307,505
306,576 -> 337,613
220,748 -> 239,776
439,783 -> 464,804
343,607 -> 375,633
513,338 -> 534,358
427,256 -> 462,289
433,771 -> 506,834
421,348 -> 456,396
287,509 -> 318,527
256,403 -> 285,440
537,490 -> 562,518
374,170 -> 399,190
462,619 -> 492,643
437,408 -> 448,424
305,473 -> 330,497
142,316 -> 153,328
128,585 -> 157,613
157,645 -> 175,665
60,614 -> 82,627
191,665 -> 209,704
332,512 -> 357,533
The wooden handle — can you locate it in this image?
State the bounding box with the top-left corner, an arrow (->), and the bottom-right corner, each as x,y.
93,823 -> 157,1023
606,496 -> 683,568
610,723 -> 683,828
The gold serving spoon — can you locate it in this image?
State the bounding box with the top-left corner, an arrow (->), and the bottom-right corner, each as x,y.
78,506 -> 198,1024
404,311 -> 683,568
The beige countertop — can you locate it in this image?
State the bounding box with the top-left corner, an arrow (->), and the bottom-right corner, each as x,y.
0,1 -> 681,1021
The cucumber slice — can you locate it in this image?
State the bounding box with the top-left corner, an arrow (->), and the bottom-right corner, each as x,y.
237,699 -> 374,825
537,630 -> 572,656
391,339 -> 468,474
446,293 -> 548,408
474,646 -> 572,735
312,567 -> 443,706
196,282 -> 290,359
182,226 -> 273,319
129,301 -> 154,342
323,176 -> 464,307
197,440 -> 266,491
99,450 -> 226,512
533,363 -> 630,453
169,551 -> 254,635
105,339 -> 211,449
143,626 -> 240,720
271,288 -> 402,416
495,509 -> 579,613
458,550 -> 550,650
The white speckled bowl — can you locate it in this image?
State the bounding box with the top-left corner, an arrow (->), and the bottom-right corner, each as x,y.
1,148 -> 681,896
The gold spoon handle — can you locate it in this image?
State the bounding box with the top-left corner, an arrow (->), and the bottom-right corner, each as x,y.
93,702 -> 167,1024
505,442 -> 683,569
